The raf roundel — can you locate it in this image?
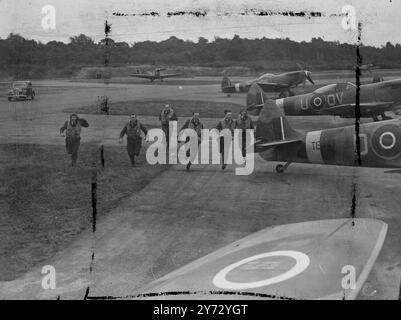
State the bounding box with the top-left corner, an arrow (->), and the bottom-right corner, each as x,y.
212,250 -> 310,290
309,94 -> 326,111
371,124 -> 401,159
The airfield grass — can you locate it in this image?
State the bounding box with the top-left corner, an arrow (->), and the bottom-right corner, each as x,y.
0,143 -> 166,281
63,99 -> 243,118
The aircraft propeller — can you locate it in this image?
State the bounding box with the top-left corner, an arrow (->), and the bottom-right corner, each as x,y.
296,63 -> 314,86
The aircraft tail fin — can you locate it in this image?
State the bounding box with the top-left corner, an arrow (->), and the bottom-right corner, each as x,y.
221,76 -> 232,89
255,99 -> 303,151
246,83 -> 269,116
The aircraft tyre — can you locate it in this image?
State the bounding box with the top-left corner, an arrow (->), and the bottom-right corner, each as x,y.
276,164 -> 285,173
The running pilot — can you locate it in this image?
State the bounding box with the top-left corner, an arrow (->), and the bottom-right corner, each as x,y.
60,113 -> 89,166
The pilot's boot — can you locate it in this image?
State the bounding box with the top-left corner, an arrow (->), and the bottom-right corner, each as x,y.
71,152 -> 78,167
129,153 -> 136,166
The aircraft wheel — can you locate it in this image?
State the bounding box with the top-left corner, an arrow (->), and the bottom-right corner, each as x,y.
278,92 -> 286,99
276,164 -> 285,173
289,91 -> 295,96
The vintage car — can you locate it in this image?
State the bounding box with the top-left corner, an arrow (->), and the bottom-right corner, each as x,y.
7,81 -> 36,101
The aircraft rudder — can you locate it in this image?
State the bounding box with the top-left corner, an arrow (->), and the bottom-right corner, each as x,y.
246,83 -> 267,116
256,98 -> 302,143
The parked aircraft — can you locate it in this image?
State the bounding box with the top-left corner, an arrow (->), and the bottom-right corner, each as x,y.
221,68 -> 314,97
131,67 -> 182,82
247,78 -> 401,121
251,95 -> 401,173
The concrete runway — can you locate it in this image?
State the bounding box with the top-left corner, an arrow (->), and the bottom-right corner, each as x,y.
0,78 -> 400,299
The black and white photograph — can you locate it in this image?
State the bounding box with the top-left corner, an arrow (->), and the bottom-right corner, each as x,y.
0,0 -> 400,306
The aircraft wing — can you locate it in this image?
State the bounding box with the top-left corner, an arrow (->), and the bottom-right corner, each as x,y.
256,82 -> 290,92
130,74 -> 155,79
159,73 -> 183,79
326,101 -> 394,116
137,219 -> 387,300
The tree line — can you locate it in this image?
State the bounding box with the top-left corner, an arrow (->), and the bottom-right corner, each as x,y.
1,33 -> 401,79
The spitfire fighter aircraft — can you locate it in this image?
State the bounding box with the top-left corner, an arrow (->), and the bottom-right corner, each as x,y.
247,78 -> 401,121
221,68 -> 314,97
131,67 -> 182,82
249,95 -> 401,173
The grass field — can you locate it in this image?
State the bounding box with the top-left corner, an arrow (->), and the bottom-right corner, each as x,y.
63,99 -> 243,118
0,143 -> 166,281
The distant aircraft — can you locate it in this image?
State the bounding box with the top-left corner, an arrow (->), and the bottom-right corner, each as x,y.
138,219 -> 387,300
247,78 -> 401,122
221,68 -> 314,97
355,63 -> 375,73
250,96 -> 401,173
131,67 -> 182,82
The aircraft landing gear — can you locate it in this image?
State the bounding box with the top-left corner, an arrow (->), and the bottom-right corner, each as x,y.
278,92 -> 286,99
276,162 -> 291,173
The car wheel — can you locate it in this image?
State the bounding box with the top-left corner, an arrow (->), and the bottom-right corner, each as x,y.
275,164 -> 285,173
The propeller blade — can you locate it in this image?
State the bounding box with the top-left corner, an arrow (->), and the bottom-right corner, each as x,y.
306,74 -> 314,85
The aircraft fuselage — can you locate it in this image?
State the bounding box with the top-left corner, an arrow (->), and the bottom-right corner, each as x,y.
276,79 -> 401,118
259,119 -> 401,168
259,71 -> 308,88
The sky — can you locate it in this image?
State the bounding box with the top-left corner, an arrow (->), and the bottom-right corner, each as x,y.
0,0 -> 400,47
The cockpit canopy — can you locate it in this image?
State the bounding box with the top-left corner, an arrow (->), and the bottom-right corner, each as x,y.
314,82 -> 355,94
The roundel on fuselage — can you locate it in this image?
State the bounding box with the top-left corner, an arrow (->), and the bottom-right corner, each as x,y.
309,93 -> 326,111
371,124 -> 401,159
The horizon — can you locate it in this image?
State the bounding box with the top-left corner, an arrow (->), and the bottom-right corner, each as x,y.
1,33 -> 398,49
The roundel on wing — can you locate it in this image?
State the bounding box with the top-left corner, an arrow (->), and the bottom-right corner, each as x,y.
371,124 -> 401,159
309,94 -> 326,111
